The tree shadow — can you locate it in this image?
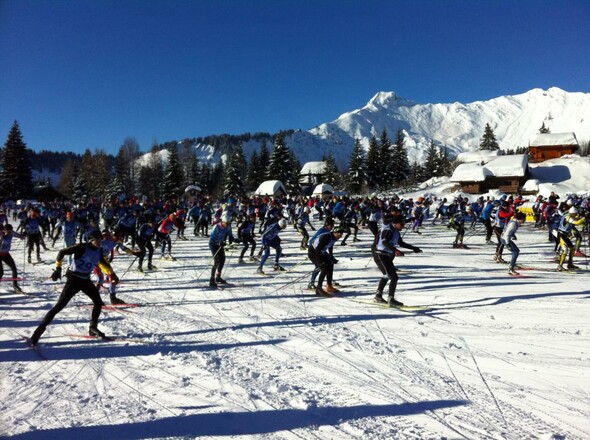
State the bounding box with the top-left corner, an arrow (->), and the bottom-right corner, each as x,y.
6,400 -> 469,439
0,338 -> 287,363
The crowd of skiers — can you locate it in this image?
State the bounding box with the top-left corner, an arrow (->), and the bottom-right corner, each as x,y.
0,190 -> 588,345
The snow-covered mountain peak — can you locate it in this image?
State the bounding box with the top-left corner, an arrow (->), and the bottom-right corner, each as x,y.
287,87 -> 590,169
366,91 -> 415,109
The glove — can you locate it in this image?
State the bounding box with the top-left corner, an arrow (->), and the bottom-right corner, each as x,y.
413,247 -> 423,253
512,235 -> 517,241
51,266 -> 62,281
111,273 -> 120,284
331,256 -> 339,265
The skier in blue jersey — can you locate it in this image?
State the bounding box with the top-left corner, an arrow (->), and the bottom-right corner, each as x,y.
307,217 -> 335,289
24,209 -> 44,263
501,211 -> 526,275
0,224 -> 25,294
257,218 -> 288,274
237,213 -> 257,263
208,213 -> 235,287
308,225 -> 344,296
373,214 -> 422,307
295,206 -> 315,250
30,230 -> 110,345
136,217 -> 157,272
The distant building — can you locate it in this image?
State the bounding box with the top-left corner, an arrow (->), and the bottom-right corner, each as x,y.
253,180 -> 287,197
300,161 -> 326,196
529,132 -> 579,163
451,154 -> 529,194
300,162 -> 326,186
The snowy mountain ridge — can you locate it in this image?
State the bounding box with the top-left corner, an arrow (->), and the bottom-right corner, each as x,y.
280,87 -> 590,168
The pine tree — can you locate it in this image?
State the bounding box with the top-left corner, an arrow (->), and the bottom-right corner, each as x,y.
114,147 -> 131,198
365,136 -> 380,191
267,132 -> 295,189
92,149 -> 111,198
73,175 -> 88,201
321,153 -> 339,187
424,140 -> 440,177
119,137 -> 141,196
79,149 -> 100,197
410,161 -> 426,184
378,129 -> 394,190
162,144 -> 184,201
259,141 -> 270,180
479,123 -> 500,150
438,146 -> 453,176
246,150 -> 262,192
210,161 -> 225,198
224,144 -> 247,198
57,159 -> 78,198
392,129 -> 410,184
539,122 -> 550,133
286,150 -> 301,194
0,121 -> 33,200
185,148 -> 199,186
199,163 -> 213,194
347,138 -> 366,194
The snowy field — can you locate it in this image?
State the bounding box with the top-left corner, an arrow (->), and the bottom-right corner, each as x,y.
1,218 -> 589,439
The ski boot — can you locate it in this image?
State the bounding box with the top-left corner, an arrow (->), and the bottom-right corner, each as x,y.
209,277 -> 217,288
315,286 -> 333,297
273,265 -> 286,272
388,298 -> 404,307
89,325 -> 106,338
325,285 -> 340,294
110,295 -> 125,305
374,292 -> 387,304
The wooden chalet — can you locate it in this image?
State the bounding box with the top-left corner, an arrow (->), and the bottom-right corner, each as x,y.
300,161 -> 326,186
451,154 -> 529,194
529,132 -> 579,163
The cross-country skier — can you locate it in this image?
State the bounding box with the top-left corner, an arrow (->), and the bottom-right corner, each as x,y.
136,216 -> 156,272
308,225 -> 344,296
0,224 -> 25,294
373,214 -> 422,307
295,206 -> 315,250
556,207 -> 586,271
257,218 -> 288,274
307,217 -> 334,290
208,213 -> 236,287
30,230 -> 109,345
340,203 -> 360,245
24,209 -> 43,263
236,213 -> 257,263
501,211 -> 526,275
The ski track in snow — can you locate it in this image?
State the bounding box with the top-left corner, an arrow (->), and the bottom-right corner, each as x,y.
1,222 -> 589,439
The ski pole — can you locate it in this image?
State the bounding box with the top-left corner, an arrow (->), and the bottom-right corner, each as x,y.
196,243 -> 224,281
120,255 -> 139,279
271,268 -> 316,294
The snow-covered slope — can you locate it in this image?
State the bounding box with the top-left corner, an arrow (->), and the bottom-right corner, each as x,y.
284,87 -> 590,168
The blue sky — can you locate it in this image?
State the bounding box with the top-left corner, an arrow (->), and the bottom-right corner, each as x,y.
1,0 -> 589,155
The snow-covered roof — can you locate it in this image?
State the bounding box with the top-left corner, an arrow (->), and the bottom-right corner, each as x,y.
451,163 -> 491,182
451,154 -> 528,182
254,180 -> 287,196
530,132 -> 578,147
312,183 -> 334,195
300,161 -> 326,175
456,150 -> 502,164
485,154 -> 528,177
